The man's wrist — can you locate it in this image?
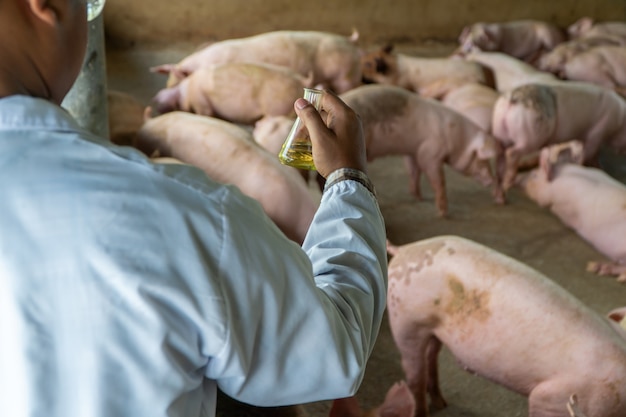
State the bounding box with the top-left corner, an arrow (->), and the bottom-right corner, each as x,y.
324,168 -> 376,197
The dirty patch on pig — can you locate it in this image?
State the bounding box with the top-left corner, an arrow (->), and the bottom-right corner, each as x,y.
444,275 -> 491,326
509,84 -> 557,119
388,240 -> 447,284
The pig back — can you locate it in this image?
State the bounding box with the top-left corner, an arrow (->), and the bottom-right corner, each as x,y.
387,235 -> 626,395
184,63 -> 306,125
341,84 -> 482,159
136,112 -> 318,244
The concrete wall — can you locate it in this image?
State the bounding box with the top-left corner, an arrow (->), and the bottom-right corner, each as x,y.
104,0 -> 626,46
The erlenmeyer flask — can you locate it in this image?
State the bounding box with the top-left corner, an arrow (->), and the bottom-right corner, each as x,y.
278,88 -> 323,170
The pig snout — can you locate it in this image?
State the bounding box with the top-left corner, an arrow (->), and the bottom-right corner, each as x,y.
151,87 -> 182,114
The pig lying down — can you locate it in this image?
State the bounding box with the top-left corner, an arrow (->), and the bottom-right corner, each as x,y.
567,17 -> 626,45
360,44 -> 491,99
457,19 -> 566,63
340,84 -> 503,217
491,80 -> 626,191
385,235 -> 626,417
135,111 -> 318,245
539,45 -> 626,96
150,62 -> 312,125
151,30 -> 362,93
519,141 -> 626,284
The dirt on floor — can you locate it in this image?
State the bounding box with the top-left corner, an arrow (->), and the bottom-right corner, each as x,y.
105,39 -> 626,417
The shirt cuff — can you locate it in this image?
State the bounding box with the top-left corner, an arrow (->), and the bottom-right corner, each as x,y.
324,168 -> 377,198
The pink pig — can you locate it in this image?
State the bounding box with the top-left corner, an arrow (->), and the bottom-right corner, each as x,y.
518,141 -> 626,283
568,17 -> 626,45
385,235 -> 626,417
150,62 -> 312,125
458,20 -> 566,63
541,45 -> 626,96
150,30 -> 362,93
360,44 -> 491,99
491,80 -> 626,191
340,84 -> 504,217
464,50 -> 558,92
135,111 -> 318,245
440,82 -> 499,133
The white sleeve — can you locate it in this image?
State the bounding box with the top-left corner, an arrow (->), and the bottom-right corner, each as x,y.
205,179 -> 387,406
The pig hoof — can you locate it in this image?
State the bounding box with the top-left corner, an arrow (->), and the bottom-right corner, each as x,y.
586,261 -> 600,273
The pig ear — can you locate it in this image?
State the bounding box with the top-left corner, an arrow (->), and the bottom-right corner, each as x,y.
382,44 -> 394,54
377,381 -> 416,417
330,397 -> 362,417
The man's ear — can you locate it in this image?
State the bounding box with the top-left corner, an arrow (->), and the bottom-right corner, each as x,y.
25,0 -> 59,26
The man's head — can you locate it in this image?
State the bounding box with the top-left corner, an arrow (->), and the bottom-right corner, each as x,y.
0,0 -> 88,104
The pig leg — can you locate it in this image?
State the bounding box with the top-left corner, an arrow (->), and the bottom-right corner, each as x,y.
425,337 -> 447,410
567,394 -> 588,417
586,261 -> 626,283
404,155 -> 423,200
502,146 -> 523,191
528,381 -> 573,417
393,331 -> 435,417
422,162 -> 448,218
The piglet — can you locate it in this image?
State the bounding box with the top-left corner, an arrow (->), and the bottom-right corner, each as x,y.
386,235 -> 626,417
360,44 -> 491,99
340,84 -> 504,217
151,62 -> 312,125
135,111 -> 318,245
568,17 -> 626,45
491,81 -> 626,191
541,45 -> 626,96
518,141 -> 626,283
458,19 -> 566,63
150,30 -> 362,93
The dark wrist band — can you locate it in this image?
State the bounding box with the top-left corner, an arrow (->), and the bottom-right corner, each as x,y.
324,168 -> 377,197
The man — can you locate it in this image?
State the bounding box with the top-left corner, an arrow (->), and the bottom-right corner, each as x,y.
0,1 -> 387,417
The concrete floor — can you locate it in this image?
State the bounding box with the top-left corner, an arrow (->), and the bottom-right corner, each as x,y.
105,41 -> 626,417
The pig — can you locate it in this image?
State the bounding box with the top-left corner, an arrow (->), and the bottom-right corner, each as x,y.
340,84 -> 504,217
518,141 -> 626,283
568,17 -> 626,45
150,30 -> 362,93
135,111 -> 318,245
360,44 -> 492,99
107,90 -> 146,147
150,62 -> 312,125
457,20 -> 566,63
540,45 -> 626,96
385,235 -> 626,417
440,82 -> 499,132
491,81 -> 626,191
464,50 -> 558,92
329,381 -> 415,417
535,37 -> 622,75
